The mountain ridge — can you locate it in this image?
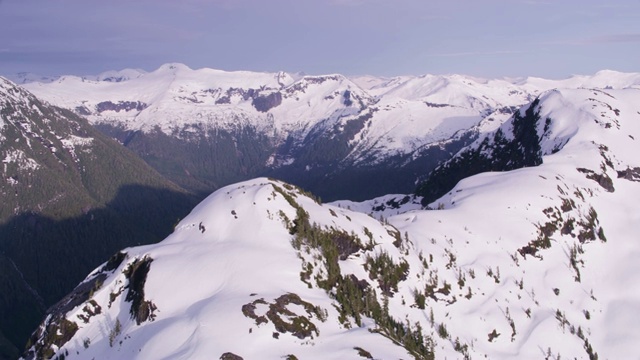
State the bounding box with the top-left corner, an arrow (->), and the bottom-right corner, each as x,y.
0,77 -> 199,358
23,86 -> 640,359
19,64 -> 640,201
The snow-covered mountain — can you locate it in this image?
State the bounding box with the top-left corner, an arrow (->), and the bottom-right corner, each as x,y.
6,68 -> 147,85
25,87 -> 640,359
6,73 -> 60,85
21,64 -> 639,200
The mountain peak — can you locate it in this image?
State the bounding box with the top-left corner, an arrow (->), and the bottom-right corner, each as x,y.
0,75 -> 15,91
95,68 -> 147,83
23,177 -> 419,359
0,76 -> 39,112
5,72 -> 60,85
154,62 -> 192,73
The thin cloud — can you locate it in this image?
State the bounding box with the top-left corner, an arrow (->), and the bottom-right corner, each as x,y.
520,0 -> 553,5
418,14 -> 451,21
589,33 -> 640,44
545,33 -> 640,46
594,3 -> 640,9
424,50 -> 528,58
330,0 -> 378,6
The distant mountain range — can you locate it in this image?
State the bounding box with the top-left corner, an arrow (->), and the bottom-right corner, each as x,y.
21,85 -> 640,359
21,64 -> 640,200
2,66 -> 640,359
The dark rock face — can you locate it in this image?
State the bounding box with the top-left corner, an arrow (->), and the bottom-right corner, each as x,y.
343,90 -> 353,107
242,293 -> 321,341
577,168 -> 615,192
252,92 -> 282,112
215,87 -> 258,104
123,257 -> 157,325
74,105 -> 92,115
617,167 -> 640,182
100,76 -> 129,83
416,98 -> 545,205
96,101 -> 147,113
220,352 -> 244,360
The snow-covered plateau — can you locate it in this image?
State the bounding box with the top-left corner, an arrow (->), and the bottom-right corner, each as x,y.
23,87 -> 640,359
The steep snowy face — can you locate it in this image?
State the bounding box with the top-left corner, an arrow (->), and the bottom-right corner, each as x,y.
22,66 -> 381,162
417,87 -> 640,204
344,87 -> 640,359
403,87 -> 640,359
24,86 -> 640,359
21,65 -> 350,135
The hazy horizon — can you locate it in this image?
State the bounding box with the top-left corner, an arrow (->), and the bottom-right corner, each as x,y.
1,0 -> 639,79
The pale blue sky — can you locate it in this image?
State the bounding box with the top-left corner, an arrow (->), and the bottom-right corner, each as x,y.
1,0 -> 639,78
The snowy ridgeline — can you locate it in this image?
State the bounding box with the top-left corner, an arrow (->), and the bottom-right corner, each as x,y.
20,64 -> 640,165
24,88 -> 640,359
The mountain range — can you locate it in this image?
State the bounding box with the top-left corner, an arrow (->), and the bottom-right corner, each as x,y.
21,65 -> 640,201
14,73 -> 640,359
1,66 -> 639,359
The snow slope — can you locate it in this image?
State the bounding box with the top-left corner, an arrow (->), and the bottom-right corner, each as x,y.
387,87 -> 640,359
24,87 -> 640,359
344,87 -> 636,358
24,178 -> 418,359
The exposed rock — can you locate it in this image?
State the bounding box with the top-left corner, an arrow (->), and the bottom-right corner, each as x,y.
577,168 -> 615,192
96,100 -> 147,113
417,98 -> 544,205
123,257 -> 157,325
617,167 -> 640,182
220,352 -> 243,360
252,92 -> 282,112
343,90 -> 353,106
